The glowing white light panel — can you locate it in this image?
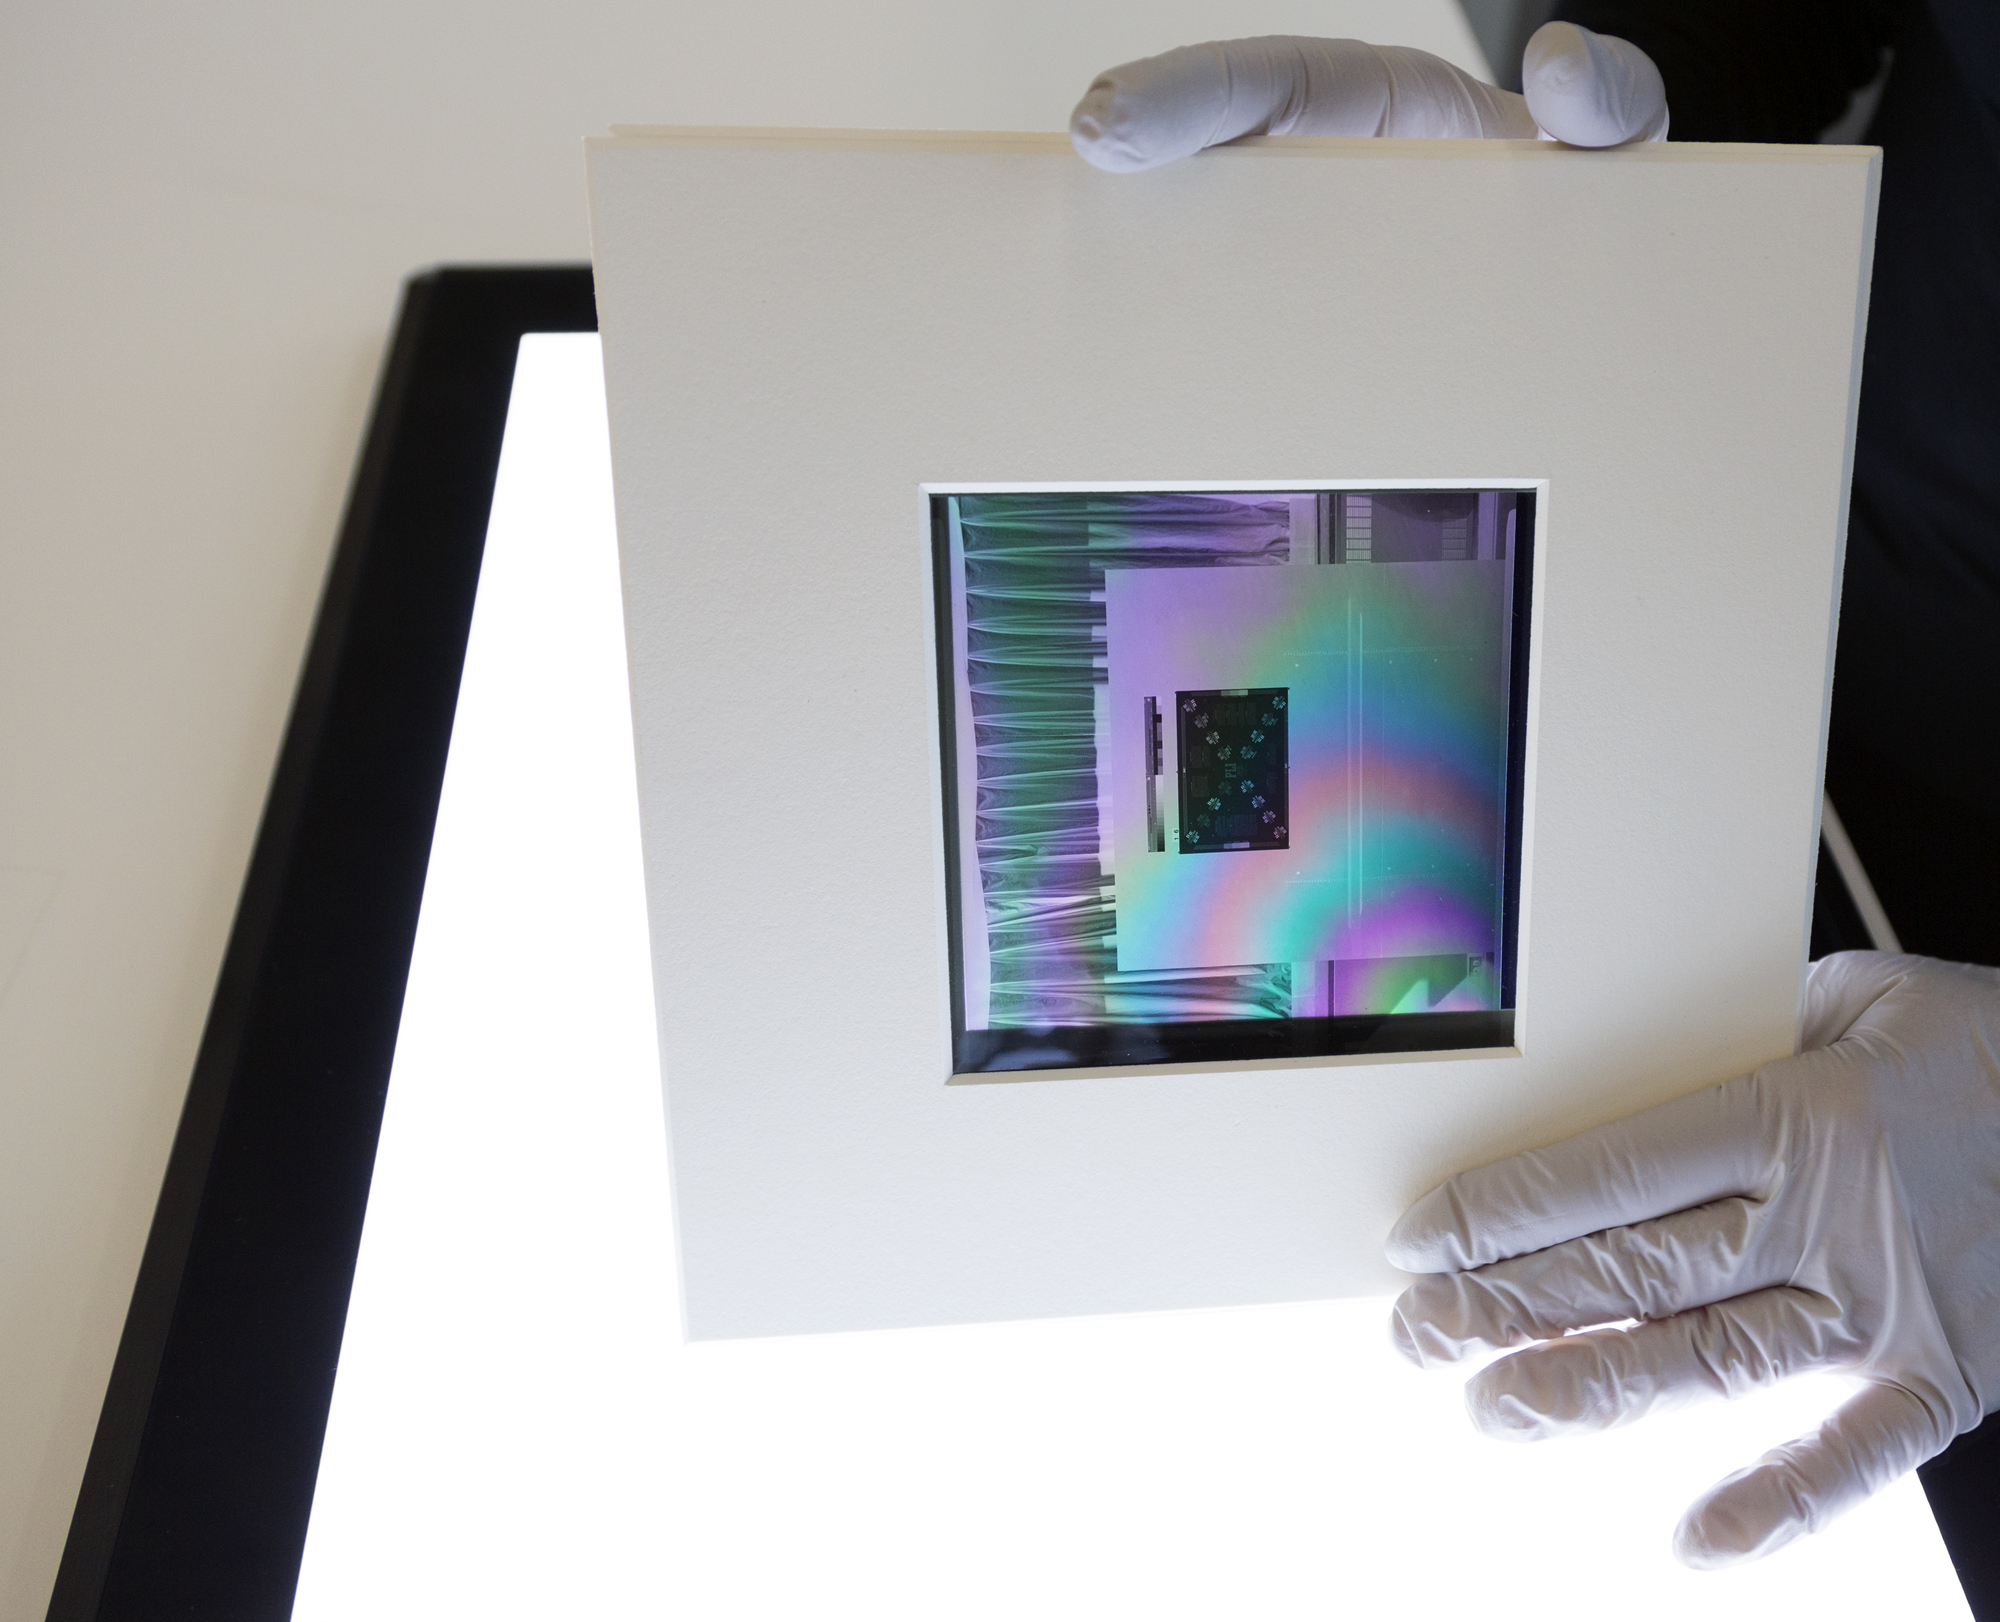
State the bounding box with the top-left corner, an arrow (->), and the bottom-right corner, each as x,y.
290,334 -> 1970,1621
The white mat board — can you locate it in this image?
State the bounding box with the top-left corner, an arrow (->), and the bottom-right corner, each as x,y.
587,131 -> 1878,1338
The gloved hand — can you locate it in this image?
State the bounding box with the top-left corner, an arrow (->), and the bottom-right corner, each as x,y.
1069,23 -> 1668,173
1387,951 -> 2000,1567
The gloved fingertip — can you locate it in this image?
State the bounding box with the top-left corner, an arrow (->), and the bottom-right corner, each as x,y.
1521,20 -> 1668,148
1463,1368 -> 1554,1442
1384,1185 -> 1474,1273
1671,1515 -> 1753,1570
1386,1298 -> 1429,1366
1520,20 -> 1587,79
1069,81 -> 1155,173
1382,1218 -> 1435,1274
1672,1473 -> 1808,1568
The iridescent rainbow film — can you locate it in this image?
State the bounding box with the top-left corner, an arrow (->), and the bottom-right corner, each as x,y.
932,488 -> 1531,1075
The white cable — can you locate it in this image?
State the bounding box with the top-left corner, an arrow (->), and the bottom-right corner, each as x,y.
1821,794 -> 1902,954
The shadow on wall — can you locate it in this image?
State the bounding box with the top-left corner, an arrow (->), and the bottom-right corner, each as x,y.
1457,0 -> 1560,91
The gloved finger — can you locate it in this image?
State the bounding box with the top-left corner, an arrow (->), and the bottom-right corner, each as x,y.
1390,1194 -> 1783,1365
1673,1381 -> 1953,1568
1798,949 -> 1919,1051
1388,1068 -> 1779,1272
1521,22 -> 1669,147
1069,37 -> 1535,174
1459,1286 -> 1855,1436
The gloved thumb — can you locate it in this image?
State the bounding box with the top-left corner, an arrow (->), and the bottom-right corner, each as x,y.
1522,22 -> 1669,147
1673,1381 -> 1948,1567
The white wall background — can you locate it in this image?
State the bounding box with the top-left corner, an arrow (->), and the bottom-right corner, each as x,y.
0,6 -> 1489,1617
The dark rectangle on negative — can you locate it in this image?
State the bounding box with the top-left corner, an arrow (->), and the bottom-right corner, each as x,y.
1175,687 -> 1289,854
953,1010 -> 1514,1075
1500,491 -> 1535,1011
930,496 -> 971,1070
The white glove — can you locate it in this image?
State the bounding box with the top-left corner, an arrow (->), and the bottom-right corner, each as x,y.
1069,23 -> 1668,173
1387,951 -> 2000,1566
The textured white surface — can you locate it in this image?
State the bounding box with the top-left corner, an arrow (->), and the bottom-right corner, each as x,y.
294,335 -> 1969,1620
589,133 -> 1877,1336
0,5 -> 1489,1614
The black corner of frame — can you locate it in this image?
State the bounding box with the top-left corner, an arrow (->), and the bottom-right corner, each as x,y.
45,264 -> 595,1622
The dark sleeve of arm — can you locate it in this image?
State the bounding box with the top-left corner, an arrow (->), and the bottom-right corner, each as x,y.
1552,0 -> 1902,141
